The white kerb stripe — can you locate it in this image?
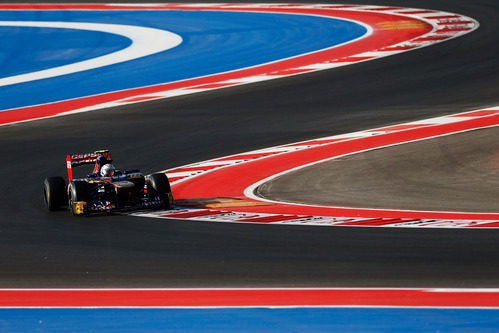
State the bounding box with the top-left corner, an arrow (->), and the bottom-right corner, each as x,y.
0,21 -> 182,87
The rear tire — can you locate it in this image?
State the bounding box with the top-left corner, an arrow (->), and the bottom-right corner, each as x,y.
69,181 -> 89,216
43,176 -> 67,211
147,173 -> 173,209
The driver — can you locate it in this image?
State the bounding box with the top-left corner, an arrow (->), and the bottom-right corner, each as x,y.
100,163 -> 116,177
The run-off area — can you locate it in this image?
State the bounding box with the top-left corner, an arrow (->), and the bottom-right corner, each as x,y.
1,307 -> 499,332
258,126 -> 499,213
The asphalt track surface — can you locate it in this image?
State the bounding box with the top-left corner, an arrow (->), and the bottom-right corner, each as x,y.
0,0 -> 498,288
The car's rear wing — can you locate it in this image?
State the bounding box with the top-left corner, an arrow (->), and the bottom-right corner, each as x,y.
66,150 -> 111,181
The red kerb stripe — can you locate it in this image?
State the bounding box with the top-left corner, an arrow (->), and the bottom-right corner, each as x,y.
413,36 -> 449,42
401,10 -> 435,14
2,289 -> 499,307
435,28 -> 471,33
238,215 -> 310,223
119,96 -> 163,103
436,21 -> 474,25
158,210 -> 224,219
364,7 -> 402,11
265,68 -> 313,76
330,56 -> 374,62
337,219 -> 419,226
426,15 -> 461,19
188,82 -> 237,89
468,222 -> 499,228
379,46 -> 417,51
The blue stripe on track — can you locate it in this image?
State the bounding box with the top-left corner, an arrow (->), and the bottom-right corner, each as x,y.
0,26 -> 131,78
1,308 -> 499,332
0,10 -> 366,111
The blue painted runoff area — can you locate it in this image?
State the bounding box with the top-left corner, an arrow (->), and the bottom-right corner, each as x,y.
0,10 -> 366,111
1,307 -> 499,332
0,26 -> 131,78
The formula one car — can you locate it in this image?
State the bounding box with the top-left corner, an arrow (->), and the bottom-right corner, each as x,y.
43,150 -> 173,216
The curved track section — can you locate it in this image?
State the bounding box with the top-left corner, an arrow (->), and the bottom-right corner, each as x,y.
0,3 -> 475,125
259,125 -> 498,213
0,0 -> 498,289
140,107 -> 498,227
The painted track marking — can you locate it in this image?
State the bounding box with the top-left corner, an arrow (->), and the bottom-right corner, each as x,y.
2,288 -> 499,308
0,3 -> 477,125
132,107 -> 499,228
0,21 -> 182,87
2,288 -> 499,331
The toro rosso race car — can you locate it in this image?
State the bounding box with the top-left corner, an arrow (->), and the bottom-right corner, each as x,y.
43,150 -> 174,216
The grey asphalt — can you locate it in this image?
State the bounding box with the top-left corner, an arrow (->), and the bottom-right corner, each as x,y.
257,126 -> 499,213
0,0 -> 498,288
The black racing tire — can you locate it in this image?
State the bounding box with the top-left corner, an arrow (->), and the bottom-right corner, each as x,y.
69,181 -> 89,216
147,173 -> 173,209
43,176 -> 67,211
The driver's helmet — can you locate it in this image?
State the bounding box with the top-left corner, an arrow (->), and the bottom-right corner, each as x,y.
101,164 -> 116,177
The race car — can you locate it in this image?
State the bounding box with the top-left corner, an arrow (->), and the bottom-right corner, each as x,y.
43,150 -> 174,216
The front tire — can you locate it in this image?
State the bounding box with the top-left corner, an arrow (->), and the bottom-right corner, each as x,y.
69,181 -> 89,216
43,176 -> 67,211
147,173 -> 173,209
